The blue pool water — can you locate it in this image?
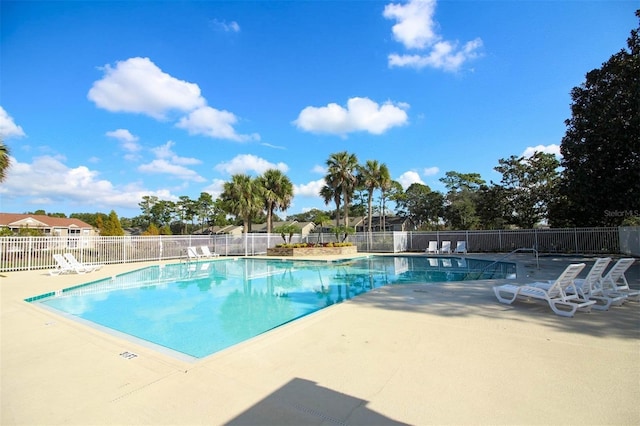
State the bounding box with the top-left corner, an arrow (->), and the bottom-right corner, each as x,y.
28,256 -> 515,360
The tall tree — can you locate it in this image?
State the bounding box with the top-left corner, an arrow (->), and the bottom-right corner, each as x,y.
476,184 -> 509,229
320,174 -> 342,227
150,200 -> 175,228
558,10 -> 640,226
325,151 -> 359,228
258,169 -> 294,233
358,160 -> 387,234
176,196 -> 195,234
100,210 -> 125,236
0,140 -> 10,183
495,152 -> 560,228
197,192 -> 214,231
377,168 -> 393,232
138,195 -> 159,228
395,183 -> 443,230
221,174 -> 263,233
440,171 -> 485,230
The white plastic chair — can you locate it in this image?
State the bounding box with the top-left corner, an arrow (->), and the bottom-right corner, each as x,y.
187,247 -> 202,259
493,263 -> 595,317
439,241 -> 451,254
601,258 -> 639,302
200,246 -> 220,258
64,253 -> 102,272
454,241 -> 467,254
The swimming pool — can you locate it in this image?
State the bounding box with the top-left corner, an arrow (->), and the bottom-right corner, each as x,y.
28,256 -> 515,360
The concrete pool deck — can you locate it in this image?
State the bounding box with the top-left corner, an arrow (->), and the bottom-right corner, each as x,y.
1,253 -> 639,425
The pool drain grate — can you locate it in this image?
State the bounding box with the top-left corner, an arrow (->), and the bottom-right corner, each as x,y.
119,351 -> 138,359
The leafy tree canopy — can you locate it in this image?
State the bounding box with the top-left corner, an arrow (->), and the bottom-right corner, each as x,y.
557,10 -> 640,226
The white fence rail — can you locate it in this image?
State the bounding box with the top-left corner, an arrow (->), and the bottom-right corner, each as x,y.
1,227 -> 634,272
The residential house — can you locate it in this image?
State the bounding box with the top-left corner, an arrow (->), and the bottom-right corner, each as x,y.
197,224 -> 244,236
0,213 -> 97,236
356,216 -> 417,232
251,221 -> 316,237
314,216 -> 366,234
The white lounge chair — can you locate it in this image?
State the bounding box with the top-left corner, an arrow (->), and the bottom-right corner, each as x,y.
493,263 -> 596,317
574,258 -> 627,309
426,241 -> 438,254
64,253 -> 102,272
187,247 -> 202,259
454,241 -> 467,254
199,246 -> 219,258
601,258 -> 639,302
49,254 -> 75,275
439,241 -> 451,254
533,258 -> 625,311
49,254 -> 88,275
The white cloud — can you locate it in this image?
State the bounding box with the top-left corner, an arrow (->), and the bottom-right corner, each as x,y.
211,19 -> 240,32
388,38 -> 483,72
89,57 -> 256,142
88,57 -> 205,119
311,165 -> 326,174
176,106 -> 260,142
106,128 -> 141,152
202,178 -> 226,199
138,159 -> 205,182
384,0 -> 483,72
151,141 -> 201,165
423,166 -> 439,176
522,144 -> 561,158
0,106 -> 26,139
294,97 -> 409,136
397,170 -> 425,189
0,155 -> 174,211
214,154 -> 288,175
260,142 -> 285,150
294,178 -> 325,197
383,0 -> 438,49
138,141 -> 204,182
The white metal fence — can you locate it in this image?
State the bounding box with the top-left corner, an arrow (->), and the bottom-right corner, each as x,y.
399,227 -> 624,254
1,227 -> 635,272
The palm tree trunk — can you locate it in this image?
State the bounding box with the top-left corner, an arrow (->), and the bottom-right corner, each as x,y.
266,201 -> 273,234
343,188 -> 349,228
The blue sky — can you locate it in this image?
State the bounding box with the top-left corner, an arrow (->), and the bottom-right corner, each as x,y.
1,0 -> 637,219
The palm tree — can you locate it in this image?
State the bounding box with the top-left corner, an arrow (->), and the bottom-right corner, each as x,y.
0,140 -> 10,183
325,151 -> 358,228
221,174 -> 263,233
258,169 -> 294,233
358,160 -> 389,234
320,174 -> 342,227
377,165 -> 392,232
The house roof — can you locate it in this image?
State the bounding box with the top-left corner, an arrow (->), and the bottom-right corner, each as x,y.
362,216 -> 412,226
208,225 -> 243,234
252,221 -> 316,233
0,213 -> 93,229
347,216 -> 365,227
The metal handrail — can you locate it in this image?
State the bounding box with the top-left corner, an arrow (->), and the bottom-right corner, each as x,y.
481,247 -> 539,273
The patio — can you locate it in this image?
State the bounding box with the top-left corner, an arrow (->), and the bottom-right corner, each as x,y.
1,253 -> 638,425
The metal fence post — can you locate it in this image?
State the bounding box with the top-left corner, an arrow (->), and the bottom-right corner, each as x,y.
27,237 -> 33,271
